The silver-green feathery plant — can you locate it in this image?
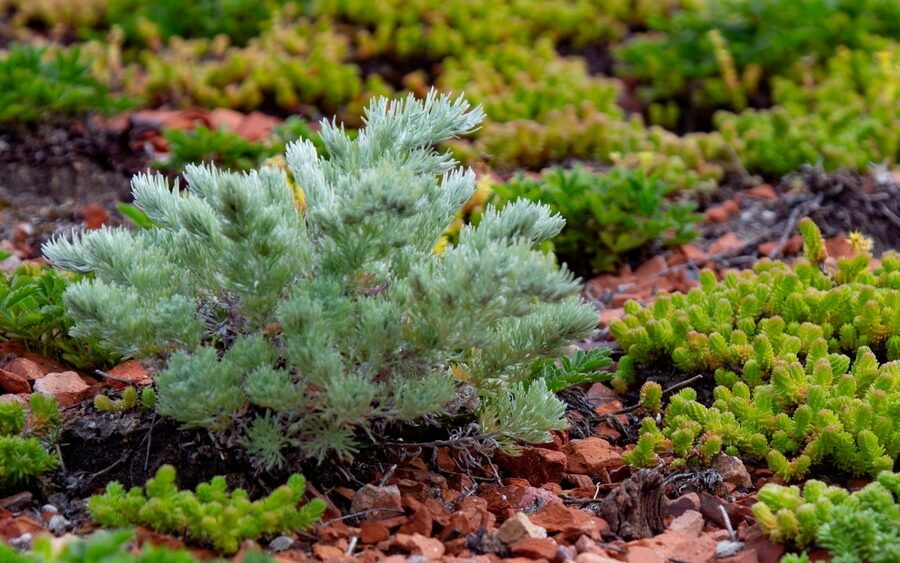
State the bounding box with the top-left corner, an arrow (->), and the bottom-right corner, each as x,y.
44,91 -> 597,465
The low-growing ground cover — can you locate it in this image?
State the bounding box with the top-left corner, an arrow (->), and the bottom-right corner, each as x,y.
0,1 -> 898,562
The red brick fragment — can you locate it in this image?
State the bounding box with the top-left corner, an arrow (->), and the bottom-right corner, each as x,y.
743,184 -> 778,201
708,233 -> 744,255
496,446 -> 567,486
704,199 -> 740,223
509,537 -> 558,560
33,371 -> 92,406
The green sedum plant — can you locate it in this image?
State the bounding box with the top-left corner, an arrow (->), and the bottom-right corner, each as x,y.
753,471 -> 899,560
0,530 -> 188,563
715,46 -> 899,175
158,117 -> 326,174
94,386 -> 156,413
0,263 -> 117,368
44,92 -> 598,465
103,0 -> 281,47
616,0 -> 899,114
530,348 -> 613,394
0,394 -> 61,491
88,465 -> 323,554
473,104 -> 724,186
0,44 -> 128,125
611,220 -> 900,479
158,126 -> 268,172
493,166 -> 701,273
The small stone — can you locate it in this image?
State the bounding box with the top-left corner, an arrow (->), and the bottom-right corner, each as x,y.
719,548 -> 758,563
396,533 -> 445,559
0,492 -> 32,511
680,244 -> 707,262
577,553 -> 621,563
700,493 -> 745,529
575,535 -> 602,554
3,358 -> 43,382
268,535 -> 294,552
530,500 -> 590,533
667,493 -> 701,518
106,360 -> 153,388
0,393 -> 27,405
208,108 -> 245,132
668,510 -> 704,538
635,256 -> 667,277
33,371 -> 91,406
562,437 -> 622,475
717,540 -> 746,558
8,533 -> 31,550
234,111 -> 280,142
556,545 -> 576,562
359,522 -> 391,544
496,512 -> 547,544
626,545 -> 664,563
80,204 -> 109,230
542,482 -> 562,495
496,446 -> 567,486
398,501 -> 433,536
599,307 -> 625,326
313,543 -> 347,561
559,517 -> 611,542
509,537 -> 558,560
712,454 -> 753,490
350,484 -> 402,522
744,184 -> 778,201
0,368 -> 30,394
704,200 -> 740,224
564,474 -> 595,489
708,233 -> 744,255
47,514 -> 69,534
631,531 -> 717,563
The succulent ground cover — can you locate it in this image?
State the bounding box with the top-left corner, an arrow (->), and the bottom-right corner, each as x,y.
1,1 -> 898,562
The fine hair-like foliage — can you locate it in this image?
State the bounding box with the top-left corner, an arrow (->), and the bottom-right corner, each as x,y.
44,91 -> 598,465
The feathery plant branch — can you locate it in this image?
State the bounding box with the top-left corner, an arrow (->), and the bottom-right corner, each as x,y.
44,90 -> 598,465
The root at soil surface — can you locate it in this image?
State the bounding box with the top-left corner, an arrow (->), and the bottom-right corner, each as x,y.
598,468 -> 666,540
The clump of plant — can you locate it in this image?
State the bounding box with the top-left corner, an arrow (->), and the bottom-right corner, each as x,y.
0,44 -> 128,125
94,386 -> 156,413
44,91 -> 598,467
0,394 -> 61,491
438,39 -> 622,124
0,263 -> 117,369
615,0 -> 899,115
158,126 -> 268,172
493,166 -> 701,274
314,0 -> 631,60
473,104 -> 724,187
530,348 -> 613,394
0,528 -> 274,562
611,220 -> 899,479
715,46 -> 899,175
127,18 -> 372,115
103,0 -> 279,47
754,470 -> 899,561
89,465 -> 323,554
158,116 -> 326,173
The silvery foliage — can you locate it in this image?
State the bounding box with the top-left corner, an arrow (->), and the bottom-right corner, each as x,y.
44,91 -> 597,464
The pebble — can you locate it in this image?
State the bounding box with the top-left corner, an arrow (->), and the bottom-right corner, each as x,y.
48,514 -> 69,534
269,535 -> 294,552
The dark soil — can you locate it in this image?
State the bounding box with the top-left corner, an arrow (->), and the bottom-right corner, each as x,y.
700,166 -> 900,259
0,119 -> 150,250
556,41 -> 615,77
